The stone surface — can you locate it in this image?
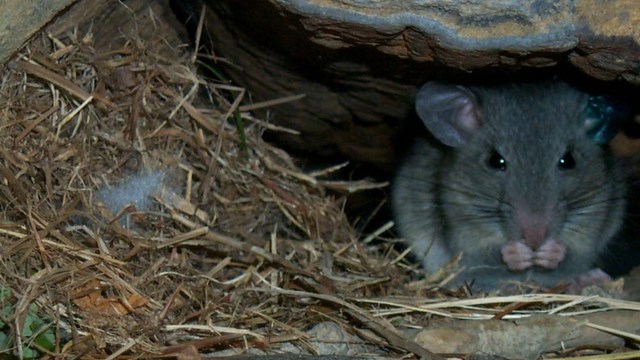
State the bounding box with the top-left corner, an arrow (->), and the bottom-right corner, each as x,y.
0,0 -> 79,66
279,321 -> 380,355
271,0 -> 640,81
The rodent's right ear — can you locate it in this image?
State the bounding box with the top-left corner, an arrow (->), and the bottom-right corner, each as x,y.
415,82 -> 480,147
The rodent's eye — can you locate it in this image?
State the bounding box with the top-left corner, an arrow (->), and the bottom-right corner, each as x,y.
558,151 -> 576,170
487,149 -> 507,171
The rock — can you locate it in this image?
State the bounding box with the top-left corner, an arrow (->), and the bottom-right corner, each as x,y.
279,321 -> 380,356
0,0 -> 78,66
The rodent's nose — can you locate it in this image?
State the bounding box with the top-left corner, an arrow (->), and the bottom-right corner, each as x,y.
517,211 -> 550,249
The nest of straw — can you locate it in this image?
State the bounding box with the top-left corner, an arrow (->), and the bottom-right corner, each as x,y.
0,5 -> 639,360
0,8 -> 413,359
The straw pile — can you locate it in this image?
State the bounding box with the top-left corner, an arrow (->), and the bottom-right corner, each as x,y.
0,4 -> 639,360
0,6 -> 411,359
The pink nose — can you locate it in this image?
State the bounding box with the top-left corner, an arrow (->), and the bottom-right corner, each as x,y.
517,210 -> 549,249
521,221 -> 548,249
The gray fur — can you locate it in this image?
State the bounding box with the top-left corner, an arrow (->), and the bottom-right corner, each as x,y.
392,81 -> 626,290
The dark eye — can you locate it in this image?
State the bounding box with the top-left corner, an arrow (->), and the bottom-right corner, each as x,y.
487,149 -> 507,171
558,151 -> 576,170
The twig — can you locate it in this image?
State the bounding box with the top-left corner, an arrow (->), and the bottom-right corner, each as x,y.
19,60 -> 113,108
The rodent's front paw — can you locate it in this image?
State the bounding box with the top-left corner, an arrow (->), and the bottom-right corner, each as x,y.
501,240 -> 534,271
533,239 -> 566,269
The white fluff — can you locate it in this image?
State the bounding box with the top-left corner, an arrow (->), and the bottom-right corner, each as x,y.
96,171 -> 166,218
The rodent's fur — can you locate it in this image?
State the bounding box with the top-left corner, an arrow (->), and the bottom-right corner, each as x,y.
392,81 -> 626,291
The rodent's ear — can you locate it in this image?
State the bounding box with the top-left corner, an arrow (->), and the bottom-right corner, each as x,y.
415,82 -> 480,147
584,95 -> 629,144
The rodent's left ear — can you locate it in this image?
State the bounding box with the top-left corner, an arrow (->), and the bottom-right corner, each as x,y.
585,95 -> 630,144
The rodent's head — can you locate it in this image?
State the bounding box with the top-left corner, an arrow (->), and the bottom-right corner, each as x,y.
415,81 -> 626,252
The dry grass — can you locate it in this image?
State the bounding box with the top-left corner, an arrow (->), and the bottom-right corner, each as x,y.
0,10 -> 416,360
0,5 -> 638,360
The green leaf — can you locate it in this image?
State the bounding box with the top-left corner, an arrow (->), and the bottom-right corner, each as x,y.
234,109 -> 248,159
0,288 -> 58,358
33,326 -> 55,351
20,345 -> 39,359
